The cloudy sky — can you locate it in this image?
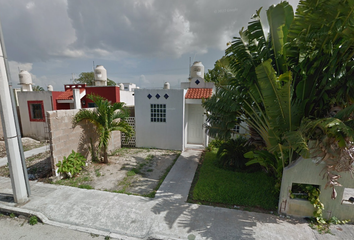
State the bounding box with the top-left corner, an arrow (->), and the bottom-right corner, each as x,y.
0,0 -> 299,91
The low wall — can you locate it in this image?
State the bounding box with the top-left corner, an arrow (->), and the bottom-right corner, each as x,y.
279,157 -> 354,220
47,109 -> 121,176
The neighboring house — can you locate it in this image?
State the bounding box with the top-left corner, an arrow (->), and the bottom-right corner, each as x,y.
134,61 -> 214,151
17,66 -> 136,141
122,83 -> 138,92
53,84 -> 121,110
18,91 -> 55,141
118,83 -> 135,107
18,84 -> 129,141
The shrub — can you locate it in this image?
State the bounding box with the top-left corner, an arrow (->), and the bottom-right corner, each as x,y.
56,150 -> 87,178
206,139 -> 225,151
216,136 -> 255,170
29,216 -> 38,225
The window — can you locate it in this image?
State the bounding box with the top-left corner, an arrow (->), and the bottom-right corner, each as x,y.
88,102 -> 97,108
28,101 -> 45,122
232,117 -> 241,133
151,104 -> 166,122
232,125 -> 240,133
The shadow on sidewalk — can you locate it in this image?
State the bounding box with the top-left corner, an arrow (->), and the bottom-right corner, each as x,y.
151,192 -> 257,239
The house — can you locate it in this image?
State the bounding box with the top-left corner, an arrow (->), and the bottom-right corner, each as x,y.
17,65 -> 136,141
134,61 -> 214,151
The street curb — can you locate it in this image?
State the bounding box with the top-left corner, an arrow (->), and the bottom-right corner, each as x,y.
0,203 -> 141,240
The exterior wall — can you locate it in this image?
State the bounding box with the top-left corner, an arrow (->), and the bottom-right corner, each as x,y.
279,157 -> 354,220
17,91 -> 53,140
84,86 -> 120,107
47,109 -> 121,176
119,90 -> 135,106
122,83 -> 137,92
51,91 -> 62,110
135,89 -> 185,150
189,77 -> 215,89
53,85 -> 121,110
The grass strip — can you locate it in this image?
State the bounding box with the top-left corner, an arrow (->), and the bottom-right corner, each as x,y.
190,150 -> 278,210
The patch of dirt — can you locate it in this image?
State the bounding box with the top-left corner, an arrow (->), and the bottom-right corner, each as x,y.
84,148 -> 180,195
0,151 -> 52,180
0,146 -> 180,197
0,138 -> 46,158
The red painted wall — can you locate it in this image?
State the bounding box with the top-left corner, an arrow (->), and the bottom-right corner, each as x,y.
51,91 -> 62,110
51,86 -> 120,109
83,86 -> 120,108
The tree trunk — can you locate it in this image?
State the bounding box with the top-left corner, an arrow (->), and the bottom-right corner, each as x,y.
103,146 -> 108,163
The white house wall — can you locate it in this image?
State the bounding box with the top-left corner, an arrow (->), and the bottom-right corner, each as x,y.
18,91 -> 53,141
135,89 -> 185,150
120,90 -> 135,106
188,77 -> 215,89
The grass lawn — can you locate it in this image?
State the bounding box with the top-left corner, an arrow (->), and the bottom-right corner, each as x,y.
189,149 -> 278,211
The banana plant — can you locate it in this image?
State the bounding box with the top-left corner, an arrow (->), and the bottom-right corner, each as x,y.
223,2 -> 303,177
204,0 -> 354,179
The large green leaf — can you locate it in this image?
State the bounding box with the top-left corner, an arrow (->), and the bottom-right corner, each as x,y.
267,1 -> 294,73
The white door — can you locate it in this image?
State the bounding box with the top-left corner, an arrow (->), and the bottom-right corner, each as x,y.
187,104 -> 204,144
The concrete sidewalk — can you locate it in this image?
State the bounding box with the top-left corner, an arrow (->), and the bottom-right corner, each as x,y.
0,145 -> 49,167
0,149 -> 353,239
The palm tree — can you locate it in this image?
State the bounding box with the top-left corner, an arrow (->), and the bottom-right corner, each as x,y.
73,94 -> 133,163
32,85 -> 44,91
204,0 -> 354,180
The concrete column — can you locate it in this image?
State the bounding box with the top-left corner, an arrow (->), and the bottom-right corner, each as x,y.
0,60 -> 28,204
0,21 -> 29,203
73,89 -> 81,109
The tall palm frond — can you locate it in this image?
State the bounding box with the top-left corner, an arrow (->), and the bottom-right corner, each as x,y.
73,94 -> 133,163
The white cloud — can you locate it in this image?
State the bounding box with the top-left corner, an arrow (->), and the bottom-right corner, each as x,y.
0,0 -> 300,91
26,2 -> 35,10
0,0 -> 75,62
0,0 -> 300,63
139,74 -> 149,85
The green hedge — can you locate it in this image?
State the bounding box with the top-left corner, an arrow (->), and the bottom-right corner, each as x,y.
192,150 -> 278,210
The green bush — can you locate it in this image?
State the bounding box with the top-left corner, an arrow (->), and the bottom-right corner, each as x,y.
192,150 -> 278,210
206,139 -> 225,151
216,137 -> 255,170
56,150 -> 87,178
